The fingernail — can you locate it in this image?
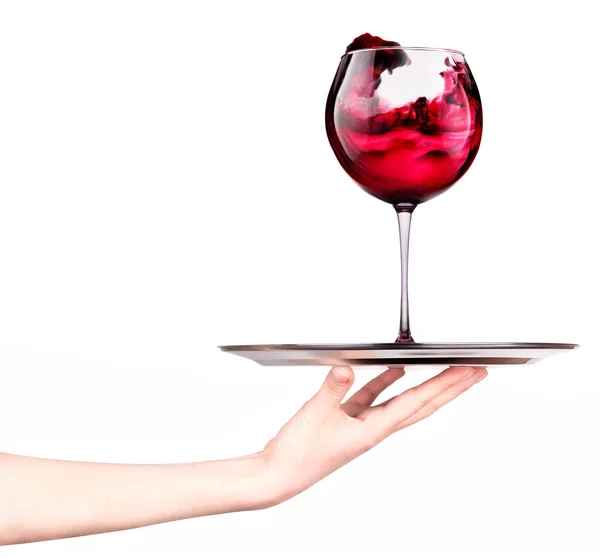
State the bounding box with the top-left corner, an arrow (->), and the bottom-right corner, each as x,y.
332,367 -> 349,383
473,371 -> 488,384
462,367 -> 477,379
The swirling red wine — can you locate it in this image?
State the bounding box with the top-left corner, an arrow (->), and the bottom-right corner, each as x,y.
326,34 -> 482,205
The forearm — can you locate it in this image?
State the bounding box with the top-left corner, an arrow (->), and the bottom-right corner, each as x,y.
0,451 -> 273,546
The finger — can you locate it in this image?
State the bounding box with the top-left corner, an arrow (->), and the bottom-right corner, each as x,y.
363,367 -> 477,431
395,368 -> 488,430
342,367 -> 405,416
311,366 -> 355,412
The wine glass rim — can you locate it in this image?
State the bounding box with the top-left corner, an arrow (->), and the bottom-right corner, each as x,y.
344,46 -> 465,56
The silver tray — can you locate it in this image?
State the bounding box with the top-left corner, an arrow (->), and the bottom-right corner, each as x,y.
219,342 -> 578,367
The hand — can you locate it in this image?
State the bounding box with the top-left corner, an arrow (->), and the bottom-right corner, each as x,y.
263,366 -> 487,503
0,366 -> 486,545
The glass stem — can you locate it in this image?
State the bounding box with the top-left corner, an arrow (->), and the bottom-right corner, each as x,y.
395,203 -> 415,343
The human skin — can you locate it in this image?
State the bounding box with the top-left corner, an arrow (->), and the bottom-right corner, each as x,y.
0,365 -> 487,545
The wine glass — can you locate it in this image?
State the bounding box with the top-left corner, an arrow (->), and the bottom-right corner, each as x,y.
325,46 -> 483,343
221,45 -> 576,367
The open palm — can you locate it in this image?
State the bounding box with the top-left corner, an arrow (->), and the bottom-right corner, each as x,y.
263,366 -> 487,502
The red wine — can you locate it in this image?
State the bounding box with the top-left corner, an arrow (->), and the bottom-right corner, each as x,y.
326,34 -> 482,205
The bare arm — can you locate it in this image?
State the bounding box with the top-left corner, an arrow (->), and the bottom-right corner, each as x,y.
0,366 -> 487,545
0,451 -> 271,545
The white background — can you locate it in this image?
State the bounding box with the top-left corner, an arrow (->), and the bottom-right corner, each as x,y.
0,1 -> 598,556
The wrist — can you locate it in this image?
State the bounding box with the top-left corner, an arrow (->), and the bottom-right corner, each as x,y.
209,451 -> 283,512
241,450 -> 285,510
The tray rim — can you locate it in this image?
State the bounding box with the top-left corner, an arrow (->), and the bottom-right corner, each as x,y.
220,342 -> 579,352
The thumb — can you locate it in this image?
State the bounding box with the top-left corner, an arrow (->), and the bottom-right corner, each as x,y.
313,366 -> 355,410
